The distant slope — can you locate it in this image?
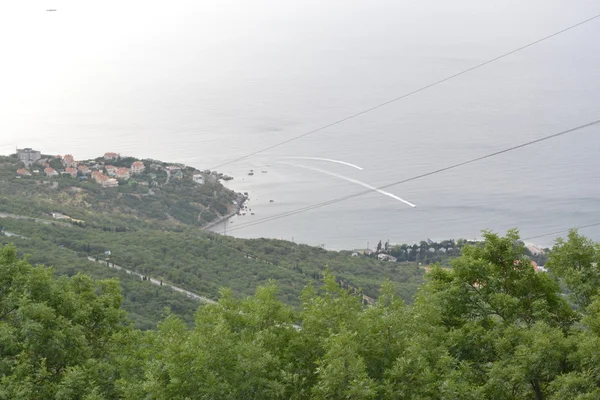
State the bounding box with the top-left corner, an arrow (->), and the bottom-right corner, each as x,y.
0,153 -> 424,327
0,154 -> 242,229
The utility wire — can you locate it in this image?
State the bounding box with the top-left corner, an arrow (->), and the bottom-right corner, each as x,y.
226,118 -> 600,233
523,221 -> 600,241
209,13 -> 600,171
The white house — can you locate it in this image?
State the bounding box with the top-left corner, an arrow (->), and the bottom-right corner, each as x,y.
192,174 -> 205,184
102,178 -> 119,188
377,253 -> 397,262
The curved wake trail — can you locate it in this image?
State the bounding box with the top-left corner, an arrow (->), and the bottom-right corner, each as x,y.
283,157 -> 364,170
285,162 -> 416,208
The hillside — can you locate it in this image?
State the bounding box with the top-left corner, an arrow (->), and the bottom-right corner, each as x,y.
0,152 -> 424,328
0,153 -> 242,228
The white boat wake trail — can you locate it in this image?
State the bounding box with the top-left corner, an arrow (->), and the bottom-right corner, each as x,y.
284,162 -> 416,208
283,157 -> 364,170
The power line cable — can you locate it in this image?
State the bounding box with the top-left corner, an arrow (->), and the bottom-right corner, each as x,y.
209,13 -> 600,171
523,221 -> 600,241
226,118 -> 600,233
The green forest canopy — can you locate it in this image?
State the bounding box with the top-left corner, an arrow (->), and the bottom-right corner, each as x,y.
2,229 -> 600,399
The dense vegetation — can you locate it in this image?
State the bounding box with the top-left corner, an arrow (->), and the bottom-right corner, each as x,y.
382,238 -> 548,266
2,229 -> 600,399
0,217 -> 424,318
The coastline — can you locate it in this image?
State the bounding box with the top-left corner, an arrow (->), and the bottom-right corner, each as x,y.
201,194 -> 247,231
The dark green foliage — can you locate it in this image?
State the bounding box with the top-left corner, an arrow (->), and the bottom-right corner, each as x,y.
2,230 -> 600,399
0,216 -> 424,308
0,245 -> 130,399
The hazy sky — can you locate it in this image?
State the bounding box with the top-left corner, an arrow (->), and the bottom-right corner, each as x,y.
1,1 -> 599,247
2,0 -> 598,156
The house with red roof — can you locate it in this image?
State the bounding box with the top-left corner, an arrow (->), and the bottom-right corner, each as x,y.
78,165 -> 91,175
62,154 -> 77,168
115,168 -> 130,180
104,152 -> 119,160
16,168 -> 31,176
65,167 -> 77,177
131,161 -> 145,174
44,167 -> 58,177
92,171 -> 110,183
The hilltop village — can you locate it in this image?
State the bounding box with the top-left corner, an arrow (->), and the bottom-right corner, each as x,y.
14,148 -> 209,189
3,148 -> 243,228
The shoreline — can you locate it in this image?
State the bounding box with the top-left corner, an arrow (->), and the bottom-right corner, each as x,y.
200,194 -> 247,231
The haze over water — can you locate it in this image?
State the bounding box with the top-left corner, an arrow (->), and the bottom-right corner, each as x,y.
2,0 -> 599,249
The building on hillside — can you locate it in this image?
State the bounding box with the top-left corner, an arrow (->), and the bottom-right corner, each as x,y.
115,167 -> 130,180
91,171 -> 108,183
192,174 -> 205,184
78,165 -> 91,175
531,261 -> 548,273
104,152 -> 119,160
65,167 -> 77,177
102,178 -> 118,188
131,161 -> 145,174
173,170 -> 183,180
105,165 -> 117,176
377,253 -> 397,262
44,167 -> 58,177
62,154 -> 77,168
17,148 -> 42,167
16,168 -> 31,176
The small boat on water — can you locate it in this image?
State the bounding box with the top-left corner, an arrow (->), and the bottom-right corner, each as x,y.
248,172 -> 254,176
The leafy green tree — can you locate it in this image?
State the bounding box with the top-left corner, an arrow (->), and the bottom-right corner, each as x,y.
312,329 -> 377,400
0,246 -> 127,399
0,244 -> 129,399
546,230 -> 600,309
415,230 -> 576,399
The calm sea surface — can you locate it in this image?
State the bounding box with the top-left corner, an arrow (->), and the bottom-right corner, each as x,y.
1,0 -> 599,249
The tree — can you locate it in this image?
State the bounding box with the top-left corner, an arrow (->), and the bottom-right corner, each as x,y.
415,230 -> 577,399
312,329 -> 377,400
0,244 -> 129,399
546,230 -> 600,309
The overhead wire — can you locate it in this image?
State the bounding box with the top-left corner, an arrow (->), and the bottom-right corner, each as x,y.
209,13 -> 600,171
522,221 -> 600,241
225,118 -> 600,233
